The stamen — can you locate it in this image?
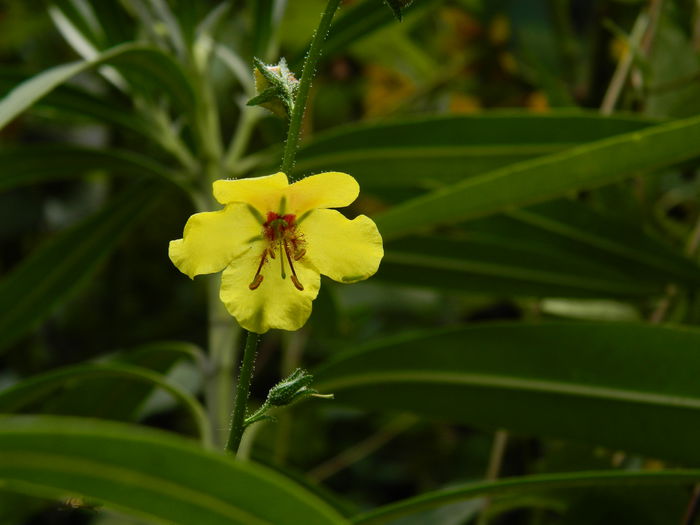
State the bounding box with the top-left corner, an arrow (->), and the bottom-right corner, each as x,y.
249,251 -> 268,290
249,274 -> 263,290
290,275 -> 304,291
284,240 -> 304,291
294,248 -> 306,261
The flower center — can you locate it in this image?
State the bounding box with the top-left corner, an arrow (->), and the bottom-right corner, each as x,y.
249,212 -> 306,291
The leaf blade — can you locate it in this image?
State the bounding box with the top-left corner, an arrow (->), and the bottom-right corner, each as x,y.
0,416 -> 347,525
374,114 -> 700,240
315,323 -> 700,465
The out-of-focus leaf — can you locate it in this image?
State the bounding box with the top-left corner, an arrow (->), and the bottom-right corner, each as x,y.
0,416 -> 349,525
292,0 -> 439,67
375,113 -> 700,240
292,113 -> 656,188
0,43 -> 196,131
0,146 -> 177,191
0,362 -> 210,446
0,179 -> 164,353
351,470 -> 700,525
249,0 -> 275,58
0,70 -> 151,135
316,323 -> 700,464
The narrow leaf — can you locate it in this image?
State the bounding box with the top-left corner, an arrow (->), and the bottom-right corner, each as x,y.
374,113 -> 700,240
293,113 -> 656,188
0,416 -> 348,525
315,323 -> 700,465
379,199 -> 700,298
0,43 -> 195,131
352,470 -> 700,525
0,146 -> 176,191
0,363 -> 211,447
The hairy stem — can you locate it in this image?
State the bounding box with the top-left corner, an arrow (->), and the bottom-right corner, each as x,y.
280,0 -> 341,175
226,331 -> 259,454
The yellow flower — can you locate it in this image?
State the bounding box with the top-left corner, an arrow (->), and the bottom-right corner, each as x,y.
169,172 -> 383,334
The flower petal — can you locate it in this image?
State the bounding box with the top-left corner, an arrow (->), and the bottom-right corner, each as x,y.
169,204 -> 260,279
213,173 -> 289,213
287,172 -> 359,215
220,245 -> 321,333
302,209 -> 383,283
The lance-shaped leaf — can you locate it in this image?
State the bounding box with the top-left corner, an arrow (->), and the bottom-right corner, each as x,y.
0,416 -> 348,525
291,113 -> 656,189
378,199 -> 700,298
374,113 -> 700,240
0,145 -> 177,191
315,322 -> 700,465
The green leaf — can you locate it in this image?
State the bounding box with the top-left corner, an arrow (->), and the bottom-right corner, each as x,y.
351,470 -> 700,525
0,43 -> 195,131
0,179 -> 163,353
43,342 -> 203,421
315,322 -> 700,465
0,362 -> 211,447
0,145 -> 177,191
375,113 -> 700,240
292,0 -> 439,68
293,112 -> 656,189
0,415 -> 348,525
379,199 -> 700,298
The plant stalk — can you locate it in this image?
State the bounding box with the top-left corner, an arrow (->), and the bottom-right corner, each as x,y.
226,330 -> 259,454
279,0 -> 341,175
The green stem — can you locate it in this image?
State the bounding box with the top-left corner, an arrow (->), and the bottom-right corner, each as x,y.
226,330 -> 259,454
279,0 -> 341,175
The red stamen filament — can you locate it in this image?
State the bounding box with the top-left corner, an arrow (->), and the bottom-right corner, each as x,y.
284,240 -> 304,291
248,251 -> 267,290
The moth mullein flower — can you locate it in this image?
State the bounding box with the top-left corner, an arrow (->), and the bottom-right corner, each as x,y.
169,172 -> 383,334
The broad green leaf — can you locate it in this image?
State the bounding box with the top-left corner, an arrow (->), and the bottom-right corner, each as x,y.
379,199 -> 700,298
0,43 -> 195,131
0,362 -> 211,447
351,470 -> 700,525
292,113 -> 656,188
0,416 -> 348,525
0,146 -> 177,191
0,179 -> 163,353
315,323 -> 700,465
375,113 -> 700,240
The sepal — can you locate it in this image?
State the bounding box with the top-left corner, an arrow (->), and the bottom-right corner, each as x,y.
247,57 -> 298,119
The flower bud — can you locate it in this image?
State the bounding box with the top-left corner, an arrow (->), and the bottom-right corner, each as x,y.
267,368 -> 315,407
247,57 -> 298,119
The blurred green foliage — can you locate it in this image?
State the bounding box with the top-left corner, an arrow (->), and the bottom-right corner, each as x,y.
2,0 -> 700,524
